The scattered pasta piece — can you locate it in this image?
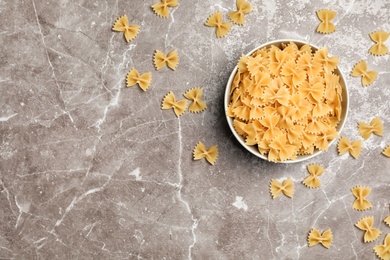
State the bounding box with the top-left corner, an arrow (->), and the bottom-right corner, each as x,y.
351,60 -> 378,87
126,68 -> 152,91
355,216 -> 382,243
385,216 -> 390,227
183,88 -> 207,113
151,0 -> 179,18
351,186 -> 372,211
270,178 -> 294,198
316,9 -> 336,34
193,141 -> 218,165
161,91 -> 188,117
228,0 -> 253,25
369,31 -> 389,56
373,234 -> 390,260
337,136 -> 362,159
382,146 -> 390,157
205,12 -> 232,38
153,50 -> 179,70
308,228 -> 333,249
358,117 -> 383,140
226,43 -> 343,162
303,164 -> 325,189
112,15 -> 140,42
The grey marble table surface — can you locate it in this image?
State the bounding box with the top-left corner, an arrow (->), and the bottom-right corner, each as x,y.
1,0 -> 389,259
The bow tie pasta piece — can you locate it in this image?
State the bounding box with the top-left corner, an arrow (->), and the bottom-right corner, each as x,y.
260,114 -> 283,141
205,12 -> 232,38
112,15 -> 140,42
269,134 -> 297,161
355,216 -> 382,243
383,146 -> 390,157
303,164 -> 325,189
315,127 -> 338,151
297,52 -> 322,78
161,91 -> 188,117
385,216 -> 390,227
193,141 -> 218,165
313,48 -> 339,74
151,0 -> 179,18
316,9 -> 336,34
351,60 -> 378,87
369,31 -> 389,56
270,178 -> 294,198
183,87 -> 207,113
280,59 -> 306,87
153,50 -> 179,70
337,136 -> 362,159
351,186 -> 372,211
358,117 -> 383,140
373,234 -> 390,260
308,228 -> 333,249
126,68 -> 152,91
228,0 -> 253,25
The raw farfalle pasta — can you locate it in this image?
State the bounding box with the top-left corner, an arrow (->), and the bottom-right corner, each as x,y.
151,0 -> 179,18
126,68 -> 152,91
383,146 -> 390,157
153,50 -> 179,70
205,12 -> 232,38
308,228 -> 333,249
161,91 -> 188,117
355,216 -> 382,243
373,234 -> 390,260
183,88 -> 207,113
193,141 -> 218,165
228,0 -> 253,25
351,186 -> 372,211
351,60 -> 378,87
303,164 -> 325,189
112,15 -> 140,42
338,136 -> 362,159
385,216 -> 390,227
226,42 -> 343,162
358,117 -> 383,140
369,31 -> 389,56
270,178 -> 294,198
316,9 -> 336,34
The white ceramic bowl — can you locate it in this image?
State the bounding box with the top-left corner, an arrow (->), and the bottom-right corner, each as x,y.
224,39 -> 349,163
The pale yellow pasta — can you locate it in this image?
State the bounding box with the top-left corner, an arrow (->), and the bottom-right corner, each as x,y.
316,9 -> 336,34
126,68 -> 152,91
337,136 -> 362,159
153,50 -> 179,70
351,60 -> 378,87
183,88 -> 207,113
205,12 -> 232,38
308,228 -> 333,249
151,0 -> 179,18
358,117 -> 383,140
355,216 -> 382,243
385,216 -> 390,227
226,43 -> 343,162
303,164 -> 325,189
228,0 -> 252,25
270,178 -> 294,198
161,91 -> 188,117
373,234 -> 390,260
351,186 -> 372,211
112,15 -> 140,42
193,141 -> 218,165
369,31 -> 389,56
383,146 -> 390,157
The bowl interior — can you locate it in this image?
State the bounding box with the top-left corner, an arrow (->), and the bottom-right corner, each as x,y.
224,39 -> 349,163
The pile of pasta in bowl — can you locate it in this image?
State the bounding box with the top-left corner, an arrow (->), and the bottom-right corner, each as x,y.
225,40 -> 348,163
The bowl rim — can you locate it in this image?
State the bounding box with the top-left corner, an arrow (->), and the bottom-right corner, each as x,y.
224,39 -> 349,163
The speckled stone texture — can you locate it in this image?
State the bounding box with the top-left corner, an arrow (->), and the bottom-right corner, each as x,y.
0,0 -> 389,259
